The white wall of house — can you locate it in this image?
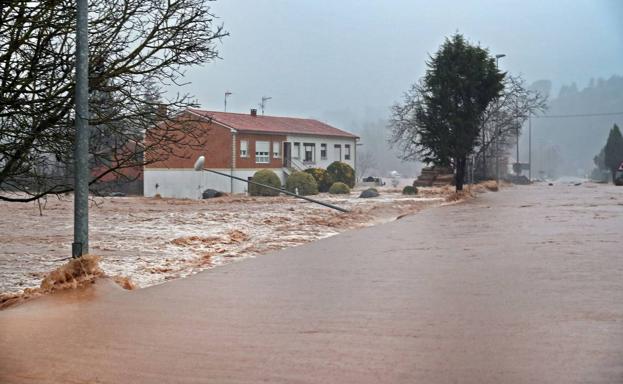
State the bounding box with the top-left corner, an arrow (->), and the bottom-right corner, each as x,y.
285,135 -> 356,170
144,168 -> 286,198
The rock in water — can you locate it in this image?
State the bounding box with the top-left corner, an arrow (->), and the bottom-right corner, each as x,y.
202,189 -> 223,199
359,188 -> 379,198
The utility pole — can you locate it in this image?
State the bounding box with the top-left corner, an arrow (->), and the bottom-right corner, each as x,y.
482,128 -> 486,180
516,123 -> 520,175
495,126 -> 500,182
528,114 -> 532,181
224,91 -> 232,112
260,96 -> 272,115
72,0 -> 89,258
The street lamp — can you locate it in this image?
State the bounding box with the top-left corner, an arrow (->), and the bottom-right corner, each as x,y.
224,91 -> 232,112
494,53 -> 506,183
495,54 -> 506,68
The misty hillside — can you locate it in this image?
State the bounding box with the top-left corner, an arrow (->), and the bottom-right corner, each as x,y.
527,76 -> 623,177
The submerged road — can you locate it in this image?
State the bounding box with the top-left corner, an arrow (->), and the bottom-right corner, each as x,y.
1,184 -> 622,383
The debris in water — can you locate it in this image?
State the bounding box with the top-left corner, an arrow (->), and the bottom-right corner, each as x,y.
0,255 -> 135,310
40,255 -> 103,292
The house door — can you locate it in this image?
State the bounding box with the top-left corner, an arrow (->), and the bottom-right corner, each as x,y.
283,142 -> 291,168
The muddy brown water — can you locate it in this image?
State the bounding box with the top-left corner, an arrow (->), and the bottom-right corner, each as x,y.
0,192 -> 444,293
1,183 -> 622,383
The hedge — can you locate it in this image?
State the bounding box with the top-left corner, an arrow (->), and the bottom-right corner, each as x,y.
402,185 -> 418,195
248,169 -> 281,196
327,161 -> 355,188
304,168 -> 334,192
285,171 -> 318,196
328,182 -> 350,195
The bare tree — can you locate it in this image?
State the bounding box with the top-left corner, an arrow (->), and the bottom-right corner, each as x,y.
474,74 -> 547,178
355,149 -> 375,180
0,0 -> 228,202
390,73 -> 547,182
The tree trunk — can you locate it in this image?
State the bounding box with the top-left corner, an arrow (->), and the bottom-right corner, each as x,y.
455,156 -> 466,191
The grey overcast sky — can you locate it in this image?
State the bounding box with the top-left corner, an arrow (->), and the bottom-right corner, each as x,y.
178,0 -> 622,123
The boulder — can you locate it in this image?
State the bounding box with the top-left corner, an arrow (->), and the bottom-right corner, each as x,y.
359,188 -> 379,198
202,189 -> 224,199
508,175 -> 530,185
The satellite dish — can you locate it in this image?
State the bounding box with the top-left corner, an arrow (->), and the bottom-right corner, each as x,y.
194,156 -> 205,171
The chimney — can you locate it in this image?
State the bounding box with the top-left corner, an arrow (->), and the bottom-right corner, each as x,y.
250,108 -> 257,117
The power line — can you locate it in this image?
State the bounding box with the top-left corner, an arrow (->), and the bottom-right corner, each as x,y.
533,111 -> 623,119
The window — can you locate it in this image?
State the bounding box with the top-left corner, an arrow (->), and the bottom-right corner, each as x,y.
345,144 -> 351,160
334,144 -> 341,161
240,140 -> 248,158
303,143 -> 315,163
320,143 -> 327,160
293,142 -> 301,159
272,141 -> 281,158
255,141 -> 270,163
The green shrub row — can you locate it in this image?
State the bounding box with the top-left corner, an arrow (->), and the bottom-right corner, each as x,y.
248,161 -> 356,197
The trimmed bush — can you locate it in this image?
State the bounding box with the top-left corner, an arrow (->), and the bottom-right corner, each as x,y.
248,169 -> 282,196
304,168 -> 334,192
327,161 -> 355,188
402,185 -> 418,195
285,171 -> 318,196
328,181 -> 350,195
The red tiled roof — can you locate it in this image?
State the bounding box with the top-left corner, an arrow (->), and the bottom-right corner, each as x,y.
187,109 -> 358,139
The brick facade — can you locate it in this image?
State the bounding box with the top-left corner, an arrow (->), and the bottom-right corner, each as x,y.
146,113 -> 287,170
236,133 -> 286,169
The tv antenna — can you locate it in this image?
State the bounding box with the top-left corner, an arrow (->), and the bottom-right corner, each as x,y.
259,96 -> 272,115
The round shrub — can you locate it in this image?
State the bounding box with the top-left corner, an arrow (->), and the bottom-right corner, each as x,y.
285,171 -> 318,196
328,182 -> 350,195
327,161 -> 355,188
304,168 -> 335,192
248,169 -> 281,196
402,185 -> 418,195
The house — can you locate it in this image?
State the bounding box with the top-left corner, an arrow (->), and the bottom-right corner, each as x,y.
144,108 -> 359,198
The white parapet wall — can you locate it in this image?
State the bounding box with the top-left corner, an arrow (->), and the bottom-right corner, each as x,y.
285,135 -> 356,170
144,168 -> 286,199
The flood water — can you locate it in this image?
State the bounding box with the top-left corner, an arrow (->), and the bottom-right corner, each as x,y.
1,183 -> 622,383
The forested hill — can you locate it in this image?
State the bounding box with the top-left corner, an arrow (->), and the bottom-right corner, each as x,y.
528,76 -> 623,177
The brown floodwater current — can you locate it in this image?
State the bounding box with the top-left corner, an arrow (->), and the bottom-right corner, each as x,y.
1,183 -> 622,383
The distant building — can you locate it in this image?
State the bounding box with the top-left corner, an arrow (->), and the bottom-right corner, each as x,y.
144,108 -> 358,198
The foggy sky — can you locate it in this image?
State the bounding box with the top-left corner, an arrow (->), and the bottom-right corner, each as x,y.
178,0 -> 622,124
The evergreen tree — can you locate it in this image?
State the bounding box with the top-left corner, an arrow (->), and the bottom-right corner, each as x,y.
389,34 -> 504,190
604,124 -> 623,183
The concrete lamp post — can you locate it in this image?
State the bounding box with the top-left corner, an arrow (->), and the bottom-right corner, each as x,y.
72,0 -> 90,258
193,156 -> 349,213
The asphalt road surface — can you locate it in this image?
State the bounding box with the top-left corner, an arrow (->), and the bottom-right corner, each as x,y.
1,183 -> 622,383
